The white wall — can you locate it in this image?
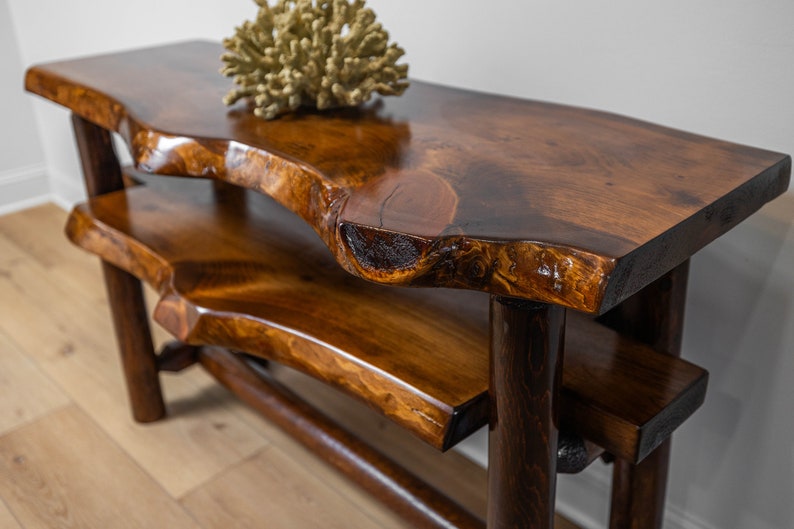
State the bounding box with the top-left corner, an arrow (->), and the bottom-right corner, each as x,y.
9,1 -> 794,528
0,0 -> 46,213
7,0 -> 257,206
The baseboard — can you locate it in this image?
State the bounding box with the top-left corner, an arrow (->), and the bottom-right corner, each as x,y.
0,163 -> 50,215
664,505 -> 720,529
0,163 -> 46,186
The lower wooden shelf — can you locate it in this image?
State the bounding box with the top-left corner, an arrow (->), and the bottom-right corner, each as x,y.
66,175 -> 707,464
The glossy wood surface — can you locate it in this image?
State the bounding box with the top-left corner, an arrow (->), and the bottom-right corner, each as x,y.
487,300 -> 564,528
0,203 -> 585,529
603,262 -> 689,529
101,261 -> 166,422
26,41 -> 790,313
72,115 -> 166,423
66,175 -> 707,459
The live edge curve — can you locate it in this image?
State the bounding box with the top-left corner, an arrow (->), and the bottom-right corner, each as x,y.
25,40 -> 791,313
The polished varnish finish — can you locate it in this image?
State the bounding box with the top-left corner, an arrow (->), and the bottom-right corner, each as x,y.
72,114 -> 125,196
601,262 -> 690,529
562,295 -> 704,463
72,115 -> 165,423
488,299 -> 564,529
25,41 -> 791,313
66,176 -> 707,460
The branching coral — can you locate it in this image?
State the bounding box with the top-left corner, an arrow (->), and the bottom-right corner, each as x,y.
220,0 -> 409,119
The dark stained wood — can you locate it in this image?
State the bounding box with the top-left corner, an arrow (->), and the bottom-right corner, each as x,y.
487,299 -> 564,529
71,114 -> 125,197
101,261 -> 165,423
27,42 -> 784,529
602,262 -> 690,529
597,261 -> 690,357
562,305 -> 705,462
68,176 -> 489,449
556,432 -> 605,474
156,341 -> 200,372
72,115 -> 165,423
610,443 -> 671,529
64,175 -> 708,459
198,346 -> 484,529
26,41 -> 791,313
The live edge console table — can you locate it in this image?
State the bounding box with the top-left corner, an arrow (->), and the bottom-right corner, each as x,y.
25,41 -> 790,529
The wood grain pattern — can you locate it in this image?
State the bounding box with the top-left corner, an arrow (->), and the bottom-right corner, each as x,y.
0,202 -> 583,529
73,115 -> 167,422
0,330 -> 69,435
562,296 -> 705,462
25,41 -> 790,313
602,262 -> 690,529
181,444 -> 409,529
68,176 -> 490,450
487,300 -> 564,529
0,499 -> 22,529
0,225 -> 270,499
101,261 -> 166,422
0,406 -> 199,529
71,113 -> 124,197
610,442 -> 670,529
65,175 -> 707,460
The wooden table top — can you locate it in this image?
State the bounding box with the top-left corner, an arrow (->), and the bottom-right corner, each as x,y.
25,41 -> 790,313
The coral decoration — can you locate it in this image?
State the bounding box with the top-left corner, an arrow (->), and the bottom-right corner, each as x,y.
220,0 -> 409,120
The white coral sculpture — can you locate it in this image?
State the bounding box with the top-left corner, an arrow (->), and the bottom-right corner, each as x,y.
220,0 -> 410,119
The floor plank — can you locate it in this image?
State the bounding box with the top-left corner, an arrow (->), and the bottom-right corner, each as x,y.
0,499 -> 23,529
238,364 -> 489,519
197,363 -> 580,529
213,378 -> 432,528
0,232 -> 271,497
0,405 -> 199,529
0,330 -> 69,436
0,204 -> 109,307
182,445 -> 410,529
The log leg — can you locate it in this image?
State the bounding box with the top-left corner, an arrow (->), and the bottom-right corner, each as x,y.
71,114 -> 125,196
102,262 -> 166,422
599,261 -> 690,529
72,114 -> 166,422
487,297 -> 565,529
609,442 -> 671,529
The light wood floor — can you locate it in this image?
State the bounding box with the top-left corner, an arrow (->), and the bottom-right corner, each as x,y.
0,203 -> 579,529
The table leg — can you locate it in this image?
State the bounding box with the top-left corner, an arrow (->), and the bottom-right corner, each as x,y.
102,261 -> 166,422
72,114 -> 166,422
599,261 -> 690,529
488,296 -> 565,529
71,114 -> 125,196
610,443 -> 671,529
